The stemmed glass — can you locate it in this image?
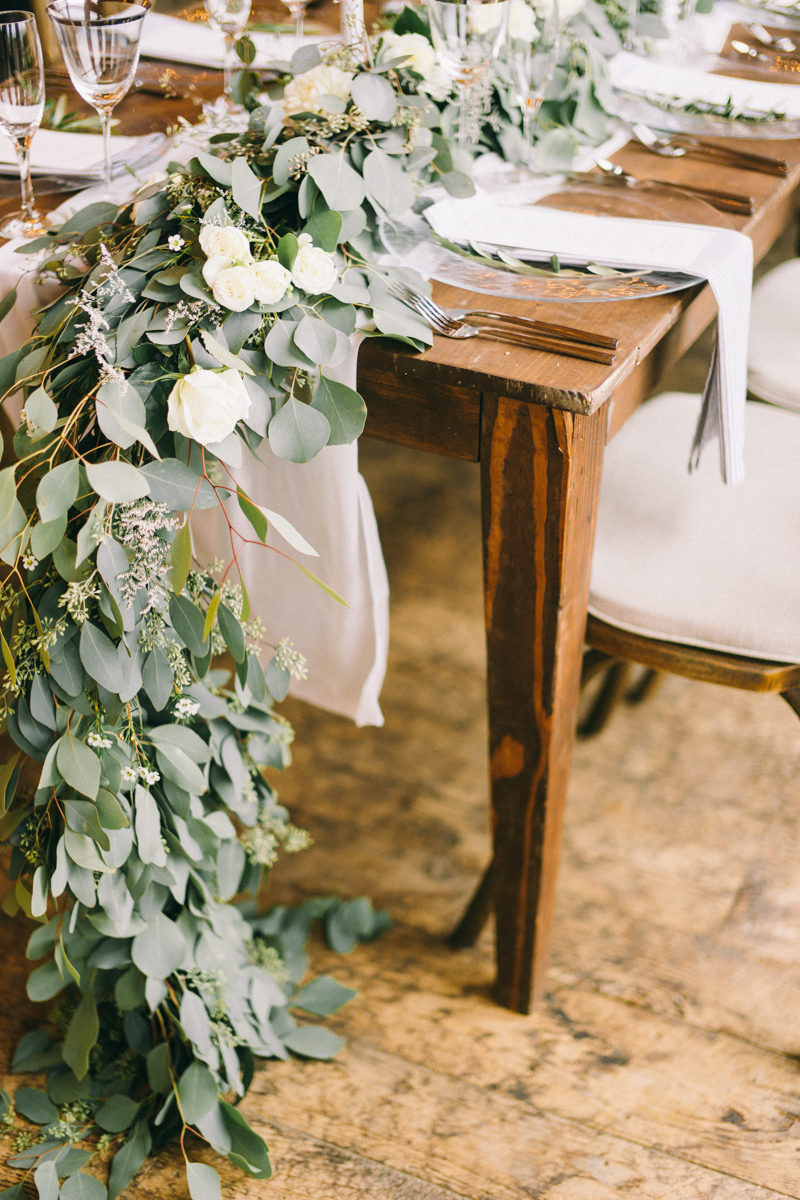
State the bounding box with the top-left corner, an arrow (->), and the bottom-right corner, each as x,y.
204,0 -> 252,105
509,0 -> 560,163
0,11 -> 48,239
427,0 -> 510,148
47,0 -> 150,199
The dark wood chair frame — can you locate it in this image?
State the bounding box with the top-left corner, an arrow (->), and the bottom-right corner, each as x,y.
450,614 -> 800,950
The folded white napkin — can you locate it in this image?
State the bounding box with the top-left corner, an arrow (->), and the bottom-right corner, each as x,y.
0,143 -> 390,726
608,49 -> 800,118
139,12 -> 334,69
0,129 -> 145,177
425,195 -> 753,483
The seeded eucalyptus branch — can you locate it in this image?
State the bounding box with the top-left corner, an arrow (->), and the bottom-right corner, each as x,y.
0,32 -> 462,1198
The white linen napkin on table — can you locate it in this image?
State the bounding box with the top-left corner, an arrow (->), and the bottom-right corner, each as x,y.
608,49 -> 800,118
139,12 -> 335,70
0,146 -> 390,726
425,195 -> 753,484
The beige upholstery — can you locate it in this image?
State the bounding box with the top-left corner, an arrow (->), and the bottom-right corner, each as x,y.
747,258 -> 800,412
588,392 -> 800,663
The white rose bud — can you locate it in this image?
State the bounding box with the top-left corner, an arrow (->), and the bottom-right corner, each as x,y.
199,224 -> 252,263
202,254 -> 233,286
291,244 -> 338,295
167,367 -> 252,446
251,260 -> 292,306
211,265 -> 257,312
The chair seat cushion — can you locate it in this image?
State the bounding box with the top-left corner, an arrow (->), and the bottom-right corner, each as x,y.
748,258 -> 800,412
588,393 -> 800,663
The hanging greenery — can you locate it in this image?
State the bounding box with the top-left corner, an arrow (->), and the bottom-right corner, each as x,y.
0,35 -> 462,1200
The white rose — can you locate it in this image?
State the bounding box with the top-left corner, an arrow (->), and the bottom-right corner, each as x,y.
418,65 -> 452,102
202,254 -> 233,286
283,64 -> 354,117
167,367 -> 252,446
199,224 -> 252,262
283,63 -> 355,117
509,0 -> 539,41
380,31 -> 438,79
468,1 -> 505,34
291,244 -> 338,295
251,259 -> 292,305
211,265 -> 257,312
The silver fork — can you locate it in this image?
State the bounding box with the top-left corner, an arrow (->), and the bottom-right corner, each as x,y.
390,281 -> 618,350
629,124 -> 789,177
390,283 -> 617,365
593,158 -> 754,215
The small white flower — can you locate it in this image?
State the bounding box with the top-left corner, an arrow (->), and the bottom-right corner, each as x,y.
211,265 -> 257,312
167,366 -> 252,447
87,731 -> 112,749
144,770 -> 161,785
292,243 -> 338,295
508,0 -> 539,41
283,64 -> 354,117
121,767 -> 137,783
199,224 -> 252,262
22,552 -> 37,570
250,259 -> 292,306
168,234 -> 186,252
175,697 -> 201,717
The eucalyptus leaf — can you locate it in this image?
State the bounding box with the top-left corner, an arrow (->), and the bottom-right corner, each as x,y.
56,735 -> 100,799
86,462 -> 150,504
62,992 -> 99,1080
37,460 -> 79,523
178,1061 -> 218,1125
311,375 -> 366,445
306,153 -> 366,212
268,396 -> 330,463
131,912 -> 187,979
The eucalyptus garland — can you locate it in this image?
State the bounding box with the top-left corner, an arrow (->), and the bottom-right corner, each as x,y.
0,39 -> 458,1200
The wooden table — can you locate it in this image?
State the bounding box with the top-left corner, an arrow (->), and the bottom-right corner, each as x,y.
357,138 -> 800,1013
11,56 -> 800,1016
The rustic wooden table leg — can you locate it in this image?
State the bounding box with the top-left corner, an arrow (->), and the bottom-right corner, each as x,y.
481,394 -> 607,1012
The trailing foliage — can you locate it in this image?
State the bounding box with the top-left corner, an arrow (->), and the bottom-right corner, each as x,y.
0,33 -> 454,1199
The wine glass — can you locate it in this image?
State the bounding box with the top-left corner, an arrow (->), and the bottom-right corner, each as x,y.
426,0 -> 509,148
204,0 -> 252,104
0,11 -> 48,239
47,0 -> 150,199
509,0 -> 560,163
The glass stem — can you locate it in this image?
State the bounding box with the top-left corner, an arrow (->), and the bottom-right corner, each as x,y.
458,83 -> 470,149
100,108 -> 113,198
522,104 -> 533,153
14,134 -> 35,224
224,32 -> 235,98
294,6 -> 303,46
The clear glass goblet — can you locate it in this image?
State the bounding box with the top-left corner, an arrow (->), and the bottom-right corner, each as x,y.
0,11 -> 48,239
510,0 -> 560,162
426,0 -> 509,148
47,0 -> 150,199
204,0 -> 252,103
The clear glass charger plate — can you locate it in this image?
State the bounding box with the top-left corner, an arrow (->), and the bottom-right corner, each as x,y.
609,83 -> 800,138
380,182 -> 730,304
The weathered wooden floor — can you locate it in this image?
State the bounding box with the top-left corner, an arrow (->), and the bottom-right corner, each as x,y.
4,245 -> 800,1196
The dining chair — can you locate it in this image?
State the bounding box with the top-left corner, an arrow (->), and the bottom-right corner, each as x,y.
747,257 -> 800,414
450,390 -> 800,950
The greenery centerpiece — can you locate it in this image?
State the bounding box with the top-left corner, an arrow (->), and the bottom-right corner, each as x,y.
0,38 -> 460,1200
